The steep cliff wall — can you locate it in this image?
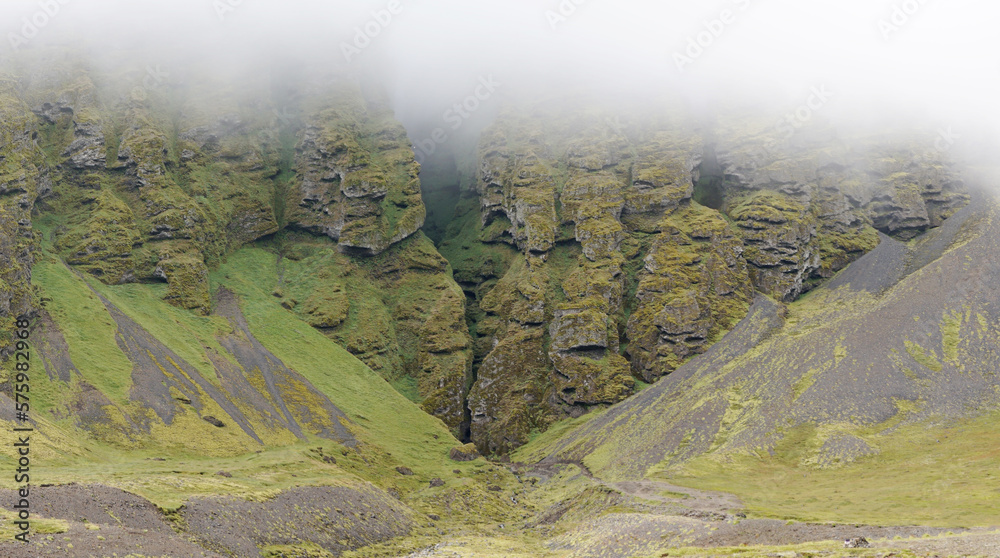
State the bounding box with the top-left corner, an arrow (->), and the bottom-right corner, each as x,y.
436,100 -> 967,455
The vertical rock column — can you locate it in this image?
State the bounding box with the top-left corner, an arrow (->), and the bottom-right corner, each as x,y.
467,121 -> 559,454
548,129 -> 635,409
0,86 -> 45,348
624,133 -> 754,382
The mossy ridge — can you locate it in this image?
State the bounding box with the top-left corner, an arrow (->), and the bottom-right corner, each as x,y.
0,83 -> 44,351
272,231 -> 473,433
518,194 -> 1000,529
450,101 -> 962,456
24,63 -> 284,317
287,82 -> 425,255
14,60 -> 476,441
208,247 -> 473,479
461,106 -> 722,456
5,240 -> 530,555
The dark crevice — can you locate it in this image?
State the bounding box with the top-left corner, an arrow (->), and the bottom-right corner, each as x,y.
418,151 -> 462,246
693,142 -> 726,211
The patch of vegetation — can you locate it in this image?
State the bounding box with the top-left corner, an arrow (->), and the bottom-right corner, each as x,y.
663,410 -> 1000,527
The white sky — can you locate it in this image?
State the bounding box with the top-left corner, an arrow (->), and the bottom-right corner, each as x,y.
0,0 -> 997,148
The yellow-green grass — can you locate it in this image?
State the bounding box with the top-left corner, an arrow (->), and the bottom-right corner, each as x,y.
210,247 -> 464,478
0,440 -> 358,510
634,541 -> 924,557
0,509 -> 69,539
660,411 -> 1000,528
512,410 -> 604,464
30,254 -> 134,407
2,241 -> 494,511
343,533 -> 569,558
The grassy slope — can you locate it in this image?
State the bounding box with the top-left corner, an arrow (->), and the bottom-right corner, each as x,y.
517,285 -> 1000,528
667,409 -> 1000,527
512,200 -> 1000,530
210,246 -> 462,477
1,241 -> 479,513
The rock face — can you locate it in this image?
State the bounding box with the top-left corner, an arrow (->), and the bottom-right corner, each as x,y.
540,184 -> 1000,483
0,52 -> 969,457
447,107 -> 752,454
711,119 -> 967,301
276,231 -> 473,431
0,84 -> 46,355
0,55 -> 471,436
436,100 -> 968,456
626,202 -> 753,382
287,85 -> 425,255
22,71 -> 284,315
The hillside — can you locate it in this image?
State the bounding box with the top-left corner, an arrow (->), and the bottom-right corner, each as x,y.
1,46 -> 1000,558
516,184 -> 1000,525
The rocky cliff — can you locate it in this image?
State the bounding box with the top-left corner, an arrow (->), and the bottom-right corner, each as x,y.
437,99 -> 967,455
0,78 -> 47,355
0,54 -> 502,557
0,54 -> 473,433
0,54 -> 968,459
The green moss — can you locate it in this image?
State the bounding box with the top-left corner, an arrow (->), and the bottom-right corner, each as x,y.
940,310 -> 963,365
56,189 -> 141,283
31,257 -> 135,405
211,247 -> 466,476
669,409 -> 1000,527
262,543 -> 336,558
904,340 -> 943,372
626,202 -> 751,381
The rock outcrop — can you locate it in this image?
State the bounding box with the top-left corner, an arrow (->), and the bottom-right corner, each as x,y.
0,82 -> 46,357
451,106 -> 753,454
0,56 -> 471,436
712,119 -> 967,301
437,101 -> 968,455
1,54 -> 970,457
287,85 -> 425,255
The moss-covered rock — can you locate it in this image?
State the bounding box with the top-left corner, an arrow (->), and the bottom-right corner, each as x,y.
468,328 -> 553,455
710,114 -> 967,300
25,65 -> 283,313
460,107 -> 712,453
280,232 -> 473,433
445,101 -> 968,455
287,84 -> 425,255
56,190 -> 141,284
626,202 -> 753,381
157,250 -> 212,316
0,82 -> 45,349
728,189 -> 817,301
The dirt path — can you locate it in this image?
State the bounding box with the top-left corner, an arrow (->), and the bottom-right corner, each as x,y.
609,479 -> 743,515
883,529 -> 1000,557
531,458 -> 744,518
518,459 -> 995,558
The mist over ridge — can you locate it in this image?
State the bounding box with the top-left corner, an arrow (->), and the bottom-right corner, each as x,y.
3,3 -> 1000,555
0,0 -> 997,159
